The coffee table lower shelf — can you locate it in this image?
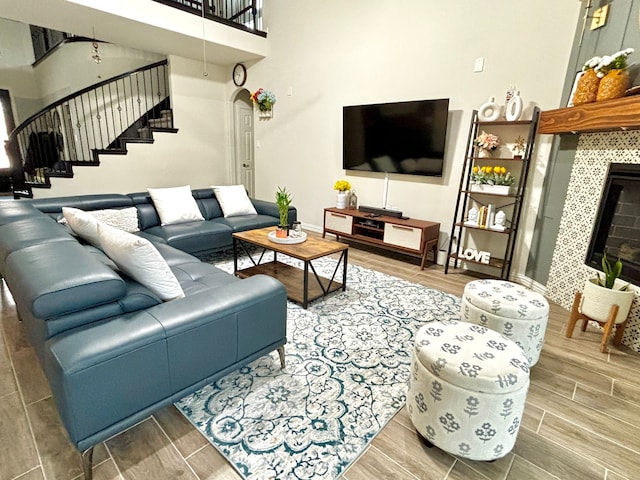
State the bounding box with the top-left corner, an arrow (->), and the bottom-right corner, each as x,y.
236,261 -> 344,308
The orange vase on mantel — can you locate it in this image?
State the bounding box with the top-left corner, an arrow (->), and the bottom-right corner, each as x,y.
572,69 -> 600,105
596,69 -> 630,101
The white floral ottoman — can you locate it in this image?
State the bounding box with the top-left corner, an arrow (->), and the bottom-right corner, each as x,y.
407,320 -> 530,461
461,279 -> 549,366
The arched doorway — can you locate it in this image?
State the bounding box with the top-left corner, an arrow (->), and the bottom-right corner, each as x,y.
232,89 -> 255,196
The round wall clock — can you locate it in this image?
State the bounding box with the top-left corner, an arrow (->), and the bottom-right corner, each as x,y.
232,63 -> 247,86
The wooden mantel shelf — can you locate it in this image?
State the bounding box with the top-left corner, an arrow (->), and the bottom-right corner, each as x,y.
538,95 -> 640,134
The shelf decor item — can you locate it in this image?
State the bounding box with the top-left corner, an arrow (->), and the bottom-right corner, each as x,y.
572,56 -> 601,105
474,131 -> 500,158
251,88 -> 276,118
512,136 -> 526,159
505,91 -> 523,121
595,48 -> 634,101
333,179 -> 351,208
470,165 -> 514,195
477,97 -> 501,121
275,186 -> 293,238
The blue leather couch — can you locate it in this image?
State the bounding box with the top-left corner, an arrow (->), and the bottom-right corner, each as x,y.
0,188 -> 296,479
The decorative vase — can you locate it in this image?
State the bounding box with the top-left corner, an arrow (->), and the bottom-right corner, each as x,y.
572,69 -> 600,105
596,69 -> 630,101
477,97 -> 501,122
505,91 -> 523,121
336,191 -> 348,209
477,148 -> 492,158
258,108 -> 273,119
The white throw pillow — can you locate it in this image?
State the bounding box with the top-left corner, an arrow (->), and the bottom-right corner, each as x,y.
89,207 -> 139,233
97,223 -> 185,301
148,185 -> 204,225
212,185 -> 257,217
63,207 -> 101,246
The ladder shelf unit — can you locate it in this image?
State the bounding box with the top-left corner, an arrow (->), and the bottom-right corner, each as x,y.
445,107 -> 540,279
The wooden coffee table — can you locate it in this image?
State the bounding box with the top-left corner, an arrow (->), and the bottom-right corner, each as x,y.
232,227 -> 348,308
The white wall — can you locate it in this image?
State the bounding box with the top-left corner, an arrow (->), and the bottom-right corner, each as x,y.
246,0 -> 580,277
34,42 -> 165,106
34,55 -> 232,197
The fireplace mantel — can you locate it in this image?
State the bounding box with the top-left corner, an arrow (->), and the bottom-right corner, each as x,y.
539,95 -> 640,135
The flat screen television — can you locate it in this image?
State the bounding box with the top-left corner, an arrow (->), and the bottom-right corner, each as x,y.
343,98 -> 449,177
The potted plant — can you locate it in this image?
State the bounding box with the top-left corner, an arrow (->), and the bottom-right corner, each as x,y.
567,253 -> 636,352
469,165 -> 515,195
275,186 -> 292,238
333,179 -> 351,208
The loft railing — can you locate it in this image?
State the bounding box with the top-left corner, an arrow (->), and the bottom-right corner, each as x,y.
152,0 -> 265,36
6,60 -> 170,196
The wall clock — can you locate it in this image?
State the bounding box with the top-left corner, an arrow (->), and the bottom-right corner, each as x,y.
232,63 -> 247,86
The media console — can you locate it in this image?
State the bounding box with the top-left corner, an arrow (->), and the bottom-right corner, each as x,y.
322,207 -> 440,270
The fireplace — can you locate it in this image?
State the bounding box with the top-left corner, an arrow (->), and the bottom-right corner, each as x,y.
586,163 -> 640,285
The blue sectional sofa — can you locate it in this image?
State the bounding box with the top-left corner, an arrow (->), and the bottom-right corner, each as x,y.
0,188 -> 296,479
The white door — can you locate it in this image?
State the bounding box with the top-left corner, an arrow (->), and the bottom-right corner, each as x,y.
233,91 -> 255,196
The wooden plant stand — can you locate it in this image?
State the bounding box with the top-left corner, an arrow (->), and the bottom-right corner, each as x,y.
566,291 -> 628,353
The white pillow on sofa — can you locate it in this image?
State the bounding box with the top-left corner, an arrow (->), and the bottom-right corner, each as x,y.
212,185 -> 257,217
97,223 -> 185,301
63,207 -> 101,246
90,207 -> 139,233
63,207 -> 140,245
148,185 -> 204,225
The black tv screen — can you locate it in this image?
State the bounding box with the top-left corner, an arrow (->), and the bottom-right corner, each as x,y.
343,98 -> 449,176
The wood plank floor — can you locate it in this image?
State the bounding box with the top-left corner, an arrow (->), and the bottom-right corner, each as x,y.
1,238 -> 639,480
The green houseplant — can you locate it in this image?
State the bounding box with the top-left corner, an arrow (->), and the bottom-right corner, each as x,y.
275,186 -> 293,238
567,252 -> 636,352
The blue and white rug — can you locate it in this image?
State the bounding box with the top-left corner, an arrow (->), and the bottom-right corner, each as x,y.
176,252 -> 460,479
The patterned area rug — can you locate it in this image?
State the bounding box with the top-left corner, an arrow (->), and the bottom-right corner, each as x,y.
176,252 -> 460,479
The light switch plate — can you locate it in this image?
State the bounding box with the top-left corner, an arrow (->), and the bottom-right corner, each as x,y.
474,57 -> 485,73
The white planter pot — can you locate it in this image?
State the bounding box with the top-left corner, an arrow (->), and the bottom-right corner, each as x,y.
580,278 -> 635,325
469,184 -> 512,195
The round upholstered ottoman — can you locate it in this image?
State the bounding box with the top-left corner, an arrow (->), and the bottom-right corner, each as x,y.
461,279 -> 549,366
407,320 -> 530,461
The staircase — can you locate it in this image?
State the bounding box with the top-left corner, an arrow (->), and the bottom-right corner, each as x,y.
6,60 -> 176,198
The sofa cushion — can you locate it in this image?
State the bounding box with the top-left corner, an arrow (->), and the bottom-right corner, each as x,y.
0,216 -> 73,266
212,185 -> 257,217
171,261 -> 240,296
148,186 -> 204,225
143,219 -> 233,253
4,242 -> 126,319
0,201 -> 43,226
219,214 -> 279,232
98,224 -> 185,301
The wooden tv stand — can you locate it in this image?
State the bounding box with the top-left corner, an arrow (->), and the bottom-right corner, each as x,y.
322,207 -> 440,270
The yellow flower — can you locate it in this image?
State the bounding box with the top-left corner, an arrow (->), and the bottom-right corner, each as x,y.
473,166 -> 479,174
333,179 -> 351,192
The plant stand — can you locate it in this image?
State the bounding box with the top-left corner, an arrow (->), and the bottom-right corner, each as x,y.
566,291 -> 628,353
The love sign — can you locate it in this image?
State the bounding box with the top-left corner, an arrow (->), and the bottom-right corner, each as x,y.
458,247 -> 491,264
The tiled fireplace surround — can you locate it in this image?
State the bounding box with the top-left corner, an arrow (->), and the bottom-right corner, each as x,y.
546,130 -> 640,353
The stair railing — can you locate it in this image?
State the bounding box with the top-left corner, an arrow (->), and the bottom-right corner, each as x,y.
152,0 -> 265,36
6,60 -> 170,195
